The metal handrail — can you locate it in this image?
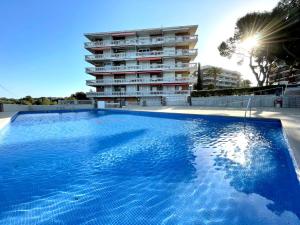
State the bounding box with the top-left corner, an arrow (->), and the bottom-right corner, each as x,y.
84,35 -> 198,48
85,49 -> 198,61
86,90 -> 190,97
86,77 -> 195,85
244,96 -> 252,119
86,63 -> 197,73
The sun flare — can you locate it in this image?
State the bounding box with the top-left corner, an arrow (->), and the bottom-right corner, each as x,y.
240,34 -> 260,51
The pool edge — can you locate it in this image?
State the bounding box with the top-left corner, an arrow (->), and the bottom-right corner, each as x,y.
281,123 -> 300,182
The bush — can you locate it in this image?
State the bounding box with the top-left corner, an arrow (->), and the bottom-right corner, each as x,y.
191,85 -> 285,97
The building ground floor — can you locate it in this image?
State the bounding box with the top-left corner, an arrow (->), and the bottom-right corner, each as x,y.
94,95 -> 189,107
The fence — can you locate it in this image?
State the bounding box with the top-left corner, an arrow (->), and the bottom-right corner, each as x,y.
57,100 -> 95,105
191,95 -> 300,108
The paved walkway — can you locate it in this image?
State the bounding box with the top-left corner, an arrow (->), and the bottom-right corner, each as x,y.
0,112 -> 16,131
1,107 -> 299,177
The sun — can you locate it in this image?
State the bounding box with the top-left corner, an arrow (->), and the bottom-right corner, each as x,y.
240,34 -> 260,51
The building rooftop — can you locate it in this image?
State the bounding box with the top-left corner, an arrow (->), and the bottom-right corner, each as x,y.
85,25 -> 198,41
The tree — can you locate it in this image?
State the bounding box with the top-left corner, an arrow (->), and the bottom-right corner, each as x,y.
193,63 -> 203,90
206,67 -> 222,87
70,92 -> 88,100
218,0 -> 300,86
20,96 -> 33,105
218,12 -> 276,86
41,97 -> 51,105
240,79 -> 251,88
207,84 -> 215,90
273,0 -> 300,67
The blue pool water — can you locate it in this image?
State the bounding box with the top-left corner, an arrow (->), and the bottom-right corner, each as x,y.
0,110 -> 299,225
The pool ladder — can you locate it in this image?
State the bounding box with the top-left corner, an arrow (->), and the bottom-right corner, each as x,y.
244,97 -> 252,120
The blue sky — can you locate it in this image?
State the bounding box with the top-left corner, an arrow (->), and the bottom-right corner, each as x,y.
0,0 -> 278,98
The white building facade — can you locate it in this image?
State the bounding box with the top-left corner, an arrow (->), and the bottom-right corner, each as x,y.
84,25 -> 198,106
201,66 -> 241,89
269,64 -> 300,85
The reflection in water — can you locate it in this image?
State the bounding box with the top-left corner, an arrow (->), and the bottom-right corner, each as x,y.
220,131 -> 252,166
190,121 -> 300,224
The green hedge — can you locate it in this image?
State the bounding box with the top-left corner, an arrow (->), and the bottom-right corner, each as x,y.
191,85 -> 285,97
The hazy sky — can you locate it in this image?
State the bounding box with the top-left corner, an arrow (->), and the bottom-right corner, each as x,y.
0,0 -> 279,98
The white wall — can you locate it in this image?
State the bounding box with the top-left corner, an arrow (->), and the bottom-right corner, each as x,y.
140,97 -> 161,106
126,74 -> 136,79
104,86 -> 112,92
3,104 -> 94,112
163,72 -> 175,79
191,95 -> 300,108
166,96 -> 188,106
126,60 -> 136,66
126,85 -> 136,92
103,75 -> 113,81
3,104 -> 29,112
163,58 -> 175,65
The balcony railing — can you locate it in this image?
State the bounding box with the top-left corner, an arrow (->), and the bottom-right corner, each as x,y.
85,35 -> 198,48
86,90 -> 190,97
86,63 -> 197,73
86,77 -> 196,86
85,49 -> 197,61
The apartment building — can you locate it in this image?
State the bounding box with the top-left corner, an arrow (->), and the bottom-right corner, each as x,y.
84,25 -> 198,106
269,65 -> 300,84
201,66 -> 241,89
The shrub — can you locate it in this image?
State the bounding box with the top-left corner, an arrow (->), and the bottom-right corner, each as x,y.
191,85 -> 285,97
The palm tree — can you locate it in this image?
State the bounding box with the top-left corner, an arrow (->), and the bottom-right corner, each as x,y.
240,79 -> 251,88
206,67 -> 222,88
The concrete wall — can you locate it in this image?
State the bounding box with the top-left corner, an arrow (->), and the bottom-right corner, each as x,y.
140,97 -> 161,106
192,95 -> 300,108
3,95 -> 299,110
283,96 -> 300,108
3,104 -> 94,112
3,104 -> 29,112
166,96 -> 188,106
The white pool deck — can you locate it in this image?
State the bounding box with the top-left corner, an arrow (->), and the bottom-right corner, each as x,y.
0,112 -> 16,131
1,107 -> 299,177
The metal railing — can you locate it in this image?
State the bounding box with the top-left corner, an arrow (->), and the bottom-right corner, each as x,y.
86,77 -> 196,85
85,49 -> 197,61
244,96 -> 253,119
57,100 -> 95,105
86,90 -> 190,97
85,35 -> 198,48
86,63 -> 197,73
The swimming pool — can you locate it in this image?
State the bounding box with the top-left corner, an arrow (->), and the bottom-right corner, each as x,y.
0,110 -> 299,224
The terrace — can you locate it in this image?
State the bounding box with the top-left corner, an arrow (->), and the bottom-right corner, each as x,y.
86,77 -> 195,86
85,49 -> 198,61
86,63 -> 197,74
86,90 -> 190,97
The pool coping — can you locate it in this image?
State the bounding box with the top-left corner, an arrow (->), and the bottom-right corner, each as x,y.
1,108 -> 300,181
282,125 -> 300,182
0,112 -> 18,131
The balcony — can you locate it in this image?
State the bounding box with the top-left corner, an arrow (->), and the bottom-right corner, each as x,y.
85,49 -> 197,61
86,77 -> 196,86
86,90 -> 190,98
85,35 -> 198,48
86,63 -> 197,74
